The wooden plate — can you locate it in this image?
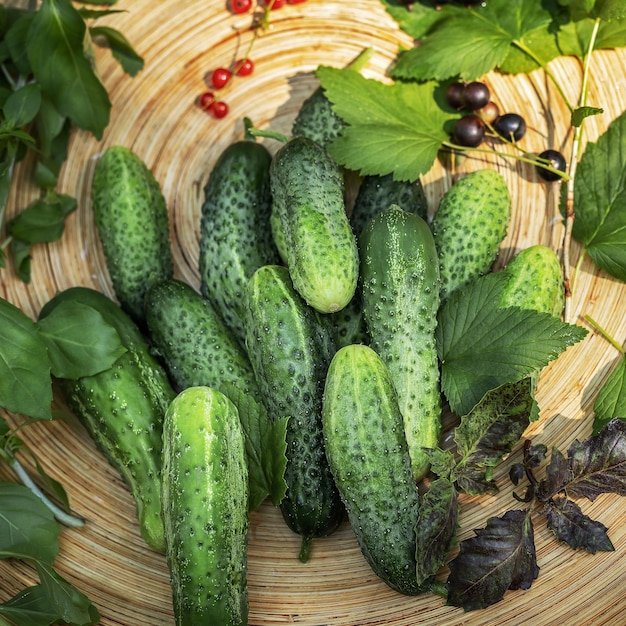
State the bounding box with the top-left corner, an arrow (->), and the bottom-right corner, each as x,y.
1,1 -> 626,624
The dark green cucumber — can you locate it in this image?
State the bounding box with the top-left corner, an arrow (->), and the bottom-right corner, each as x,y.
291,86 -> 345,149
430,168 -> 511,301
144,278 -> 259,397
161,386 -> 248,626
199,138 -> 279,348
350,173 -> 429,237
244,264 -> 344,559
360,206 -> 442,481
39,286 -> 175,552
270,136 -> 359,314
322,344 -> 421,595
91,145 -> 173,324
498,244 -> 564,316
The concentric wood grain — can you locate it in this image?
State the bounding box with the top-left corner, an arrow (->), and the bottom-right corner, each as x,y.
1,1 -> 625,624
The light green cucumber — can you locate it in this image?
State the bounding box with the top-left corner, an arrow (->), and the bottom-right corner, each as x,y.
360,205 -> 441,481
144,278 -> 259,397
322,344 -> 421,595
39,286 -> 176,552
161,386 -> 248,626
244,264 -> 344,560
430,168 -> 511,301
91,145 -> 173,324
270,136 -> 359,314
199,138 -> 279,348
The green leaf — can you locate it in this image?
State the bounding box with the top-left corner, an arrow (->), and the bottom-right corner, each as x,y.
380,0 -> 462,40
4,11 -> 34,76
220,383 -> 288,511
10,236 -> 33,284
90,26 -> 144,77
0,585 -> 61,626
8,194 -> 75,244
0,298 -> 52,420
571,105 -> 603,127
317,66 -> 456,181
4,83 -> 42,128
36,300 -> 126,380
0,482 -> 59,564
391,0 -> 555,81
447,508 -> 539,611
592,355 -> 626,433
573,108 -> 626,280
26,0 -> 111,139
436,273 -> 588,416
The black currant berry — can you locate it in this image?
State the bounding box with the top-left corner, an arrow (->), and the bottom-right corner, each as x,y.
446,82 -> 465,109
536,149 -> 567,181
453,115 -> 485,147
463,81 -> 490,110
494,113 -> 526,142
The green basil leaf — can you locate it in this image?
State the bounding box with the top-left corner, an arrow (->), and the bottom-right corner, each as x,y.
4,83 -> 41,128
90,25 -> 144,77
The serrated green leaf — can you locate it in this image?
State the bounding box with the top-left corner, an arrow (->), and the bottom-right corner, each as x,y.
317,66 -> 455,181
571,105 -> 604,126
0,482 -> 59,563
0,298 -> 52,420
26,0 -> 110,139
380,0 -> 462,40
90,26 -> 144,77
436,273 -> 588,416
36,300 -> 126,380
573,108 -> 626,280
592,355 -> 626,433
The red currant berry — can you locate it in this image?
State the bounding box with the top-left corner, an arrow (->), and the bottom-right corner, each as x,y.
287,0 -> 308,3
228,0 -> 252,13
199,91 -> 215,111
263,0 -> 286,8
211,67 -> 232,90
235,58 -> 254,77
210,101 -> 229,119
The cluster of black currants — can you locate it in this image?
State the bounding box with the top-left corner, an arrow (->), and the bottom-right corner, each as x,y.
446,80 -> 567,182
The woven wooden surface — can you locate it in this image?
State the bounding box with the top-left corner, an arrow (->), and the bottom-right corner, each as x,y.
1,1 -> 626,624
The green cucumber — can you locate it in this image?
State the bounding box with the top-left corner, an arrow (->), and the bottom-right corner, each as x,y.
322,344 -> 421,595
350,173 -> 429,237
91,146 -> 173,324
498,244 -> 564,316
270,136 -> 359,314
199,138 -> 279,348
291,86 -> 345,149
144,278 -> 260,395
39,287 -> 175,552
161,386 -> 248,626
430,168 -> 511,301
244,264 -> 344,559
360,205 -> 441,481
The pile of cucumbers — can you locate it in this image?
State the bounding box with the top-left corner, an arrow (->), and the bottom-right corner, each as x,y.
38,87 -> 567,625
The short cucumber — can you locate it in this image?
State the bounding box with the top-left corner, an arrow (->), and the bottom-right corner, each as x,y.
39,286 -> 176,552
199,138 -> 279,348
144,278 -> 259,397
270,136 -> 359,314
291,86 -> 345,149
244,264 -> 344,559
322,344 -> 421,595
161,386 -> 248,626
360,205 -> 441,481
430,168 -> 511,301
91,145 -> 173,324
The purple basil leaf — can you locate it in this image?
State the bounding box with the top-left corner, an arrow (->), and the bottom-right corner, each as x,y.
543,496 -> 614,553
415,477 -> 458,584
447,509 -> 539,611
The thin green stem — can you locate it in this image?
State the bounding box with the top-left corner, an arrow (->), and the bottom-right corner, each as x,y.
584,314 -> 625,354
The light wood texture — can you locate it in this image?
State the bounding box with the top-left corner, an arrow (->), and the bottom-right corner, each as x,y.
1,1 -> 625,625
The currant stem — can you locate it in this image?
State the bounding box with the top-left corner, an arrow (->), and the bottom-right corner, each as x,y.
584,314 -> 625,354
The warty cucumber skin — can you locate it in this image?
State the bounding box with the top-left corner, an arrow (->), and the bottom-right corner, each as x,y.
39,287 -> 176,553
244,265 -> 344,555
291,87 -> 345,149
498,245 -> 564,316
430,169 -> 511,301
270,136 -> 359,314
199,140 -> 280,348
360,206 -> 442,482
161,386 -> 248,626
322,344 -> 421,596
91,145 -> 173,325
144,278 -> 259,397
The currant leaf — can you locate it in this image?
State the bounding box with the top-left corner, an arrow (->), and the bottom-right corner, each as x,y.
592,355 -> 626,434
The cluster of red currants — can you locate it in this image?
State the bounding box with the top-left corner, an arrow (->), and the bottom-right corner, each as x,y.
447,80 -> 567,181
198,0 -> 309,118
